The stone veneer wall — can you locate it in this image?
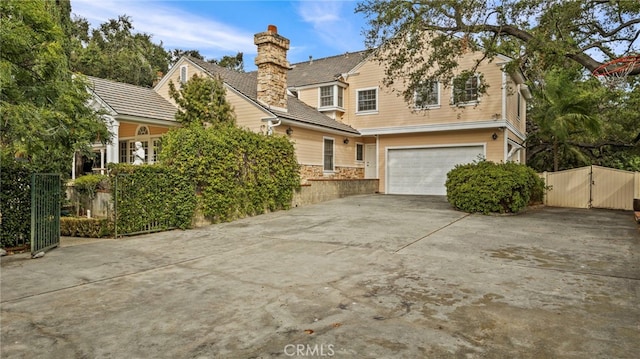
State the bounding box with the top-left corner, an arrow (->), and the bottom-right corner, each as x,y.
300,165 -> 364,183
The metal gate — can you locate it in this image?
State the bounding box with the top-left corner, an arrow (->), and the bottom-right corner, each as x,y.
31,173 -> 61,256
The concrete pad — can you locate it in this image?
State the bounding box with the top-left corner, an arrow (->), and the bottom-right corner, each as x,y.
1,194 -> 639,358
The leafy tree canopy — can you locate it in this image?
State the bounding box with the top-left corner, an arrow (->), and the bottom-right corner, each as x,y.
168,75 -> 236,127
356,0 -> 640,101
70,15 -> 170,87
0,0 -> 109,174
208,52 -> 244,72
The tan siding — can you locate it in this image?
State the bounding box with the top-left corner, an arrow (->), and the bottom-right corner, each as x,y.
288,126 -> 362,169
345,52 -> 505,130
149,126 -> 169,136
376,129 -> 501,193
225,90 -> 272,133
119,123 -> 137,138
504,80 -> 526,135
155,59 -> 208,105
297,87 -> 318,108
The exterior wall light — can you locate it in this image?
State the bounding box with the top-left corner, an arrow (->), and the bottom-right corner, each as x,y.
492,132 -> 498,140
343,138 -> 349,144
286,127 -> 293,136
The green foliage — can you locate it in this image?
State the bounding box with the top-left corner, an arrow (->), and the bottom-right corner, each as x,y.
70,15 -> 169,87
356,0 -> 640,103
168,75 -> 236,127
109,164 -> 196,234
73,174 -> 108,200
0,156 -> 31,248
445,161 -> 545,214
0,0 -> 110,175
60,217 -> 113,238
160,125 -> 300,222
208,52 -> 244,72
526,68 -> 602,172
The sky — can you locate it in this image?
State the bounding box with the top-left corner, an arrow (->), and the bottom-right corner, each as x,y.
70,0 -> 370,71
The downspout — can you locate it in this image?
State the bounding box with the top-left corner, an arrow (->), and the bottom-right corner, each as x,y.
263,117 -> 281,135
501,69 -> 508,162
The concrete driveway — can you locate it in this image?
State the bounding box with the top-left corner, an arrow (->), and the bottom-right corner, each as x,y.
1,195 -> 639,358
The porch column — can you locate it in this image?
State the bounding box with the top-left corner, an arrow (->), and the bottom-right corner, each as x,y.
104,115 -> 120,164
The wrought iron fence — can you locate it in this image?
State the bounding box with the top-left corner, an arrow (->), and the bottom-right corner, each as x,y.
31,173 -> 61,255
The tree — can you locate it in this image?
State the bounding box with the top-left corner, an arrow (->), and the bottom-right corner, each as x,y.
169,49 -> 204,67
526,68 -> 602,171
70,15 -> 169,87
168,75 -> 235,127
356,0 -> 640,102
208,52 -> 244,72
0,0 -> 110,174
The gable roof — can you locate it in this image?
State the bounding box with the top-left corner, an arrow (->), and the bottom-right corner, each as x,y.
287,50 -> 368,87
86,76 -> 177,122
186,57 -> 359,135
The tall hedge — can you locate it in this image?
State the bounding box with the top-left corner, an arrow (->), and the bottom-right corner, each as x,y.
109,164 -> 196,234
445,161 -> 545,214
160,125 -> 300,222
0,156 -> 31,248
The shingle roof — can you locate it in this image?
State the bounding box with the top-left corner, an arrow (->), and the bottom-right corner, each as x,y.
86,76 -> 177,122
287,50 -> 368,87
188,57 -> 359,135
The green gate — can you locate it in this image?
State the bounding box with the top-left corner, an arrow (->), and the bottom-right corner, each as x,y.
31,173 -> 61,256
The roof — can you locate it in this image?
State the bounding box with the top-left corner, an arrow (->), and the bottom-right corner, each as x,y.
288,50 -> 368,87
187,57 -> 359,135
86,76 -> 177,122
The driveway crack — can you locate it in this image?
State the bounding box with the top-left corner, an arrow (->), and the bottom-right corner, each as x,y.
394,213 -> 472,253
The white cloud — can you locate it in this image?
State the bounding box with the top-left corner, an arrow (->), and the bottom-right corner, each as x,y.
296,0 -> 365,52
71,0 -> 256,57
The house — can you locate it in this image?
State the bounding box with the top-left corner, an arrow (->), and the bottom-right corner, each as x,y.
82,76 -> 178,177
88,24 -> 531,196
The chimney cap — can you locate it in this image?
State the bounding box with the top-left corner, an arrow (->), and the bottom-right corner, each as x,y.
267,24 -> 277,33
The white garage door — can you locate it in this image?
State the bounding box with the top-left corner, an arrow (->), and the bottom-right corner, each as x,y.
387,146 -> 484,195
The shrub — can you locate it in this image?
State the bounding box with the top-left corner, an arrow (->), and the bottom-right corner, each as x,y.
0,156 -> 31,248
445,161 -> 545,214
109,163 -> 197,234
160,125 -> 300,222
60,217 -> 113,238
73,174 -> 109,200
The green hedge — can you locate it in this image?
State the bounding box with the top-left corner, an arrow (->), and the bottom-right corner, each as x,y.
160,125 -> 300,222
61,217 -> 113,238
0,156 -> 31,248
109,163 -> 196,234
445,161 -> 545,214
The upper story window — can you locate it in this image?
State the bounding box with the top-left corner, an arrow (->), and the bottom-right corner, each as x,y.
357,88 -> 378,113
516,91 -> 522,121
319,85 -> 344,109
452,75 -> 479,105
415,80 -> 440,108
180,65 -> 188,84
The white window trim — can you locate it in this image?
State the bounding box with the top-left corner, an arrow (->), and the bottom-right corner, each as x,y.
355,142 -> 364,162
450,75 -> 480,106
516,89 -> 522,122
356,87 -> 379,114
323,137 -> 335,172
180,65 -> 188,84
118,125 -> 162,164
318,85 -> 345,111
414,80 -> 441,109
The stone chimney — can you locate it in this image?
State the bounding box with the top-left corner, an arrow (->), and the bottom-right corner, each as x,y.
254,24 -> 290,111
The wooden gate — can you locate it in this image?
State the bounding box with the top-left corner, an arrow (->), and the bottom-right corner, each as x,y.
542,166 -> 637,210
31,173 -> 61,256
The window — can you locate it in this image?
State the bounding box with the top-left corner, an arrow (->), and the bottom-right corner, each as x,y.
119,141 -> 128,163
152,138 -> 162,163
415,80 -> 439,108
319,85 -> 344,108
180,65 -> 188,84
320,86 -> 333,107
452,75 -> 479,104
137,126 -> 149,136
356,143 -> 364,162
516,91 -> 522,121
323,138 -> 334,172
357,88 -> 378,112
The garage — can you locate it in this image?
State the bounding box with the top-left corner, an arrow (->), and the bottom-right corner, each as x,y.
387,145 -> 484,195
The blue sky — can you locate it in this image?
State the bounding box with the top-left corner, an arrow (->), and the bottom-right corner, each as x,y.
70,0 -> 369,71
